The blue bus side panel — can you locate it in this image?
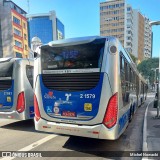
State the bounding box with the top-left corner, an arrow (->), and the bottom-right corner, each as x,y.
0,80 -> 14,110
118,109 -> 130,133
29,106 -> 35,118
40,73 -> 104,121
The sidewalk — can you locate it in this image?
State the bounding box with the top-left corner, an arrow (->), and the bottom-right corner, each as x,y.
143,97 -> 160,153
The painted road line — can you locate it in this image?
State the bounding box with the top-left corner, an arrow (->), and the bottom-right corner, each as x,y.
143,100 -> 153,151
0,134 -> 57,160
142,100 -> 154,160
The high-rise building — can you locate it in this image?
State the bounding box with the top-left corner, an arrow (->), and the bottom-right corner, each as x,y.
132,10 -> 145,62
100,0 -> 152,63
0,0 -> 29,58
27,11 -> 65,45
125,5 -> 133,54
100,0 -> 127,46
144,17 -> 152,59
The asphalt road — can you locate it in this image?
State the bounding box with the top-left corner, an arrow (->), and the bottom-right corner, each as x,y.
0,94 -> 155,160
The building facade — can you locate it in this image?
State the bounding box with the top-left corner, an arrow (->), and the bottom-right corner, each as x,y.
125,5 -> 133,54
144,17 -> 152,59
27,11 -> 65,45
0,0 -> 29,58
100,0 -> 152,63
132,10 -> 145,62
100,0 -> 127,47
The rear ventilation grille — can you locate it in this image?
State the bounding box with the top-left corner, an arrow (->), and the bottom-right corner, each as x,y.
42,72 -> 100,91
0,80 -> 12,91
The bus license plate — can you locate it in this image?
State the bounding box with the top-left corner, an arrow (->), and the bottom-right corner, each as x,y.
62,111 -> 76,117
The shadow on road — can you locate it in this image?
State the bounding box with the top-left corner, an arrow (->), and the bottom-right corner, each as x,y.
62,135 -> 127,159
1,119 -> 53,135
61,101 -> 149,159
1,119 -> 36,132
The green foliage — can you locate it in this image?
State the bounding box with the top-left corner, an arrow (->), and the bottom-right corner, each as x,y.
129,53 -> 138,64
137,58 -> 159,84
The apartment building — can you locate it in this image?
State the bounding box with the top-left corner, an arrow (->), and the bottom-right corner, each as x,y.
144,17 -> 152,59
100,0 -> 127,46
125,5 -> 133,54
0,0 -> 29,58
132,10 -> 147,62
100,0 -> 152,63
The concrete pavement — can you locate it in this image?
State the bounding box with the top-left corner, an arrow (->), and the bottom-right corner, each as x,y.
142,93 -> 160,159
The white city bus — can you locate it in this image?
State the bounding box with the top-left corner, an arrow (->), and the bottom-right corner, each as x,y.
34,36 -> 147,140
0,58 -> 34,120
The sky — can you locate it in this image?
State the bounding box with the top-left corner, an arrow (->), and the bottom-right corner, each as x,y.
12,0 -> 160,58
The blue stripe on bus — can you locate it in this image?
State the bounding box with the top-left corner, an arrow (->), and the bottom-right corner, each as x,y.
0,80 -> 14,110
40,73 -> 104,121
29,106 -> 35,118
118,109 -> 130,134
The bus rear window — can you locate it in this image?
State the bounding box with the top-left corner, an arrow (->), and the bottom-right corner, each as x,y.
41,39 -> 105,70
0,62 -> 13,78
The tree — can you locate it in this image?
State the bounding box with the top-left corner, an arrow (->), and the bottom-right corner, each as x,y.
137,58 -> 159,84
129,53 -> 138,64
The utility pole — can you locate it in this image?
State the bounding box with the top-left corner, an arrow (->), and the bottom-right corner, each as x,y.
149,21 -> 160,57
149,21 -> 160,119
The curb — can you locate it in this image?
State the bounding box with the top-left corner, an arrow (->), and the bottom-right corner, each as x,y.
142,100 -> 154,160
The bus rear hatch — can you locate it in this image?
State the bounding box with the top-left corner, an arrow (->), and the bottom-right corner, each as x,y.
40,38 -> 106,122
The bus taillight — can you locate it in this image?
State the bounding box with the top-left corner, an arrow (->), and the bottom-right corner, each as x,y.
34,94 -> 41,121
103,92 -> 118,129
16,92 -> 25,113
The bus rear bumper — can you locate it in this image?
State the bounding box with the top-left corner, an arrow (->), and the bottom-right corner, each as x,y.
0,111 -> 25,120
35,118 -> 118,140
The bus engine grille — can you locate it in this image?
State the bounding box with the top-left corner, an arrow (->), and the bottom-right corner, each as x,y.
0,80 -> 12,91
42,72 -> 101,91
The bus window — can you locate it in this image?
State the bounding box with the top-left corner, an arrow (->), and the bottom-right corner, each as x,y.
0,62 -> 13,78
0,62 -> 13,91
41,39 -> 106,71
120,52 -> 124,71
98,47 -> 104,68
124,61 -> 128,81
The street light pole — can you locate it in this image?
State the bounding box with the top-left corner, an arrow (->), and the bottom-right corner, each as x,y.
151,68 -> 159,91
151,67 -> 160,118
149,21 -> 160,57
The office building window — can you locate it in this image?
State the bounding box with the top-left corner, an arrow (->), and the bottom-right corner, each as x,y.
25,45 -> 28,50
24,33 -> 27,40
127,7 -> 131,11
13,16 -> 20,25
16,52 -> 22,58
15,40 -> 22,48
14,28 -> 21,36
23,23 -> 26,29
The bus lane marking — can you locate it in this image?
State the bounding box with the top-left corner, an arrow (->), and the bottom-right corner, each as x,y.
0,134 -> 57,160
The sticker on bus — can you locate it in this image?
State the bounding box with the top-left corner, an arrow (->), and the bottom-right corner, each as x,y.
84,103 -> 92,111
62,111 -> 76,117
7,96 -> 11,102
